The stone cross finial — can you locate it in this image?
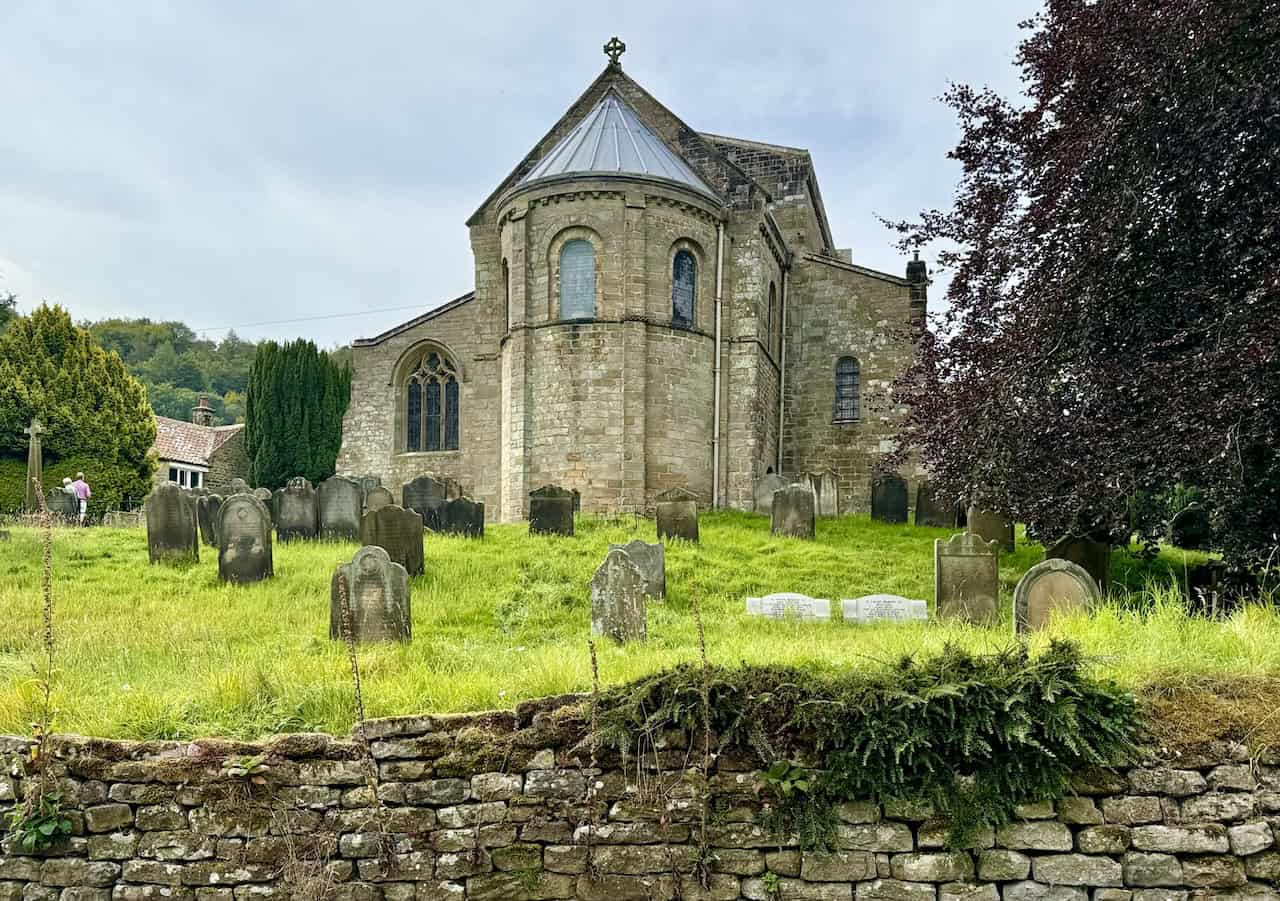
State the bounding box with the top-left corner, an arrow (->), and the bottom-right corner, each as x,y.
603,36 -> 626,67
24,418 -> 44,437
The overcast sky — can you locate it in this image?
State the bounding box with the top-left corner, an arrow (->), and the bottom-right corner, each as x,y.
0,1 -> 1041,347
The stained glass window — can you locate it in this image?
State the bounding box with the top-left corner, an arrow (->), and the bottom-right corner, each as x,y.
834,356 -> 860,422
425,381 -> 442,452
406,381 -> 422,451
444,377 -> 459,449
403,351 -> 460,451
672,250 -> 695,328
559,239 -> 595,319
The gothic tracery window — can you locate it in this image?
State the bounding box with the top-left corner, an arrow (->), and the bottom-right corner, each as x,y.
833,356 -> 860,422
559,239 -> 595,319
672,250 -> 696,328
405,351 -> 460,451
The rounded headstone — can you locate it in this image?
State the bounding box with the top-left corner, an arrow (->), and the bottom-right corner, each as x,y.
365,486 -> 395,513
1045,534 -> 1111,596
1013,558 -> 1100,634
1169,504 -> 1212,550
360,504 -> 424,577
590,548 -> 646,643
217,494 -> 274,584
967,506 -> 1015,552
331,546 -> 411,643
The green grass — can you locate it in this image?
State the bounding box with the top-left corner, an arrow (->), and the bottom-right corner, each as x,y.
0,511 -> 1272,741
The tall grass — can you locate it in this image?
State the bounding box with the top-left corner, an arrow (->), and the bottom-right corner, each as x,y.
0,511 -> 1272,741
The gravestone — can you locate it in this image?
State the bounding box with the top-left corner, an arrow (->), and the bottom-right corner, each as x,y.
770,484 -> 816,539
331,546 -> 411,643
217,494 -> 274,584
841,594 -> 929,624
145,483 -> 199,565
319,476 -> 363,540
23,419 -> 44,513
227,478 -> 251,495
915,481 -> 960,528
440,496 -> 485,538
365,486 -> 395,513
359,504 -> 424,577
655,487 -> 699,543
275,477 -> 318,542
609,539 -> 665,599
196,494 -> 223,547
753,473 -> 788,516
0,530 -> 8,542
529,485 -> 574,536
46,489 -> 78,519
252,488 -> 274,524
1013,558 -> 1100,634
1169,504 -> 1212,550
103,511 -> 143,528
1045,534 -> 1111,595
403,475 -> 459,531
745,593 -> 832,620
572,489 -> 581,514
590,548 -> 646,643
934,532 -> 1000,625
871,474 -> 909,524
806,470 -> 840,517
967,506 -> 1015,552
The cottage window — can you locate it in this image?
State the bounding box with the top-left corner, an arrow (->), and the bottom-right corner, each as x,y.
559,239 -> 595,319
672,250 -> 696,328
834,356 -> 860,422
404,351 -> 460,451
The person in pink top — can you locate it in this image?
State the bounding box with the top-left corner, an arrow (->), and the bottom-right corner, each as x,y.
71,472 -> 91,525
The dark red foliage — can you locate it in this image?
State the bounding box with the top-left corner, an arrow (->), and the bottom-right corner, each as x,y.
889,0 -> 1280,571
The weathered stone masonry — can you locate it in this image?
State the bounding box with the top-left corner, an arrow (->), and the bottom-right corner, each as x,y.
4,705 -> 1280,900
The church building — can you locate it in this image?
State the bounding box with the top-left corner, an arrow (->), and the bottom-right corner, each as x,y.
337,40 -> 926,521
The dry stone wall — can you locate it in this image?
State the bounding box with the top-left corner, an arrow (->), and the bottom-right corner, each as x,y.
3,705 -> 1279,901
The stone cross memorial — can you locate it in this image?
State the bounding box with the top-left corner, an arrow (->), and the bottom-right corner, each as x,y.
745,593 -> 832,620
145,483 -> 199,565
590,548 -> 646,643
934,532 -> 1000,625
529,485 -> 575,536
655,487 -> 699,543
1045,534 -> 1111,596
770,483 -> 816,539
403,475 -> 460,532
967,506 -> 1015,552
440,496 -> 485,538
23,418 -> 44,513
365,486 -> 395,513
217,494 -> 274,584
319,476 -> 363,541
806,469 -> 840,517
1013,558 -> 1101,635
753,473 -> 788,516
609,539 -> 665,599
871,473 -> 909,524
275,477 -> 318,542
331,546 -> 411,643
914,481 -> 960,528
359,505 -> 424,577
196,494 -> 223,547
841,594 -> 929,624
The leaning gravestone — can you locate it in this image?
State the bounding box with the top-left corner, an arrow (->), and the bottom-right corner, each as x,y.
655,487 -> 699,543
609,539 -> 665,599
319,476 -> 363,541
806,469 -> 840,517
1045,534 -> 1111,596
771,483 -> 816,539
275,477 -> 318,542
935,532 -> 1000,625
753,473 -> 788,516
967,506 -> 1015,552
440,496 -> 485,538
871,474 -> 909,524
365,486 -> 394,513
1169,504 -> 1212,550
403,475 -> 459,531
146,483 -> 199,564
590,548 -> 646,643
217,494 -> 273,584
745,593 -> 832,621
331,546 -> 411,643
841,594 -> 929,624
529,485 -> 575,536
359,504 -> 424,577
915,481 -> 960,528
196,494 -> 223,547
1013,558 -> 1100,635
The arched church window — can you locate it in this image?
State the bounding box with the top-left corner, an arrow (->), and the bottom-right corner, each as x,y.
833,356 -> 860,422
559,239 -> 595,319
405,351 -> 460,451
672,250 -> 696,328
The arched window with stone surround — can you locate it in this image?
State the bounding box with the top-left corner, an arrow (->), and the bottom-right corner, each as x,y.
404,350 -> 460,451
559,239 -> 595,319
672,250 -> 696,328
833,356 -> 860,422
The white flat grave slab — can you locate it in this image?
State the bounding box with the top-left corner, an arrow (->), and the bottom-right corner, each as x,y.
746,593 -> 832,621
842,594 -> 928,624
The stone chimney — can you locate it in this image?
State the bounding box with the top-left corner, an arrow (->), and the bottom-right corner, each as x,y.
191,394 -> 215,427
906,251 -> 928,324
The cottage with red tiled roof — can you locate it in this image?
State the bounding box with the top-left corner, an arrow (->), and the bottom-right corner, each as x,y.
151,395 -> 249,491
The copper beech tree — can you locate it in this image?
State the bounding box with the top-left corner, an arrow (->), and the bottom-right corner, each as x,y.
889,0 -> 1279,572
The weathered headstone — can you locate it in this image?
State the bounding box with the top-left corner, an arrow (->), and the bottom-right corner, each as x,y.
357,475 -> 382,498
529,485 -> 574,536
217,494 -> 274,584
1045,534 -> 1111,596
365,486 -> 395,513
403,475 -> 460,531
331,546 -> 411,643
967,506 -> 1015,552
806,469 -> 840,517
770,483 -> 816,539
655,487 -> 699,543
934,532 -> 1000,625
46,489 -> 78,519
609,540 -> 665,599
440,496 -> 485,538
227,478 -> 251,495
359,504 -> 424,577
275,477 -> 318,542
319,476 -> 363,541
841,594 -> 929,624
753,473 -> 788,516
915,481 -> 961,528
196,494 -> 223,547
145,483 -> 199,565
871,474 -> 909,524
1013,558 -> 1099,634
23,419 -> 44,513
745,593 -> 832,620
590,548 -> 646,643
103,511 -> 143,528
1169,504 -> 1212,550
252,488 -> 274,524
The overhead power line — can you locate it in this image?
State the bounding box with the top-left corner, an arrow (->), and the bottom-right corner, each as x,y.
192,303 -> 427,335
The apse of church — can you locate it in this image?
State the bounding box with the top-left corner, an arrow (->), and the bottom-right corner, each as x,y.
337,39 -> 927,522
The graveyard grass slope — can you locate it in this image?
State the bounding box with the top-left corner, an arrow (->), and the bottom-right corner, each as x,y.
0,512 -> 1276,741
